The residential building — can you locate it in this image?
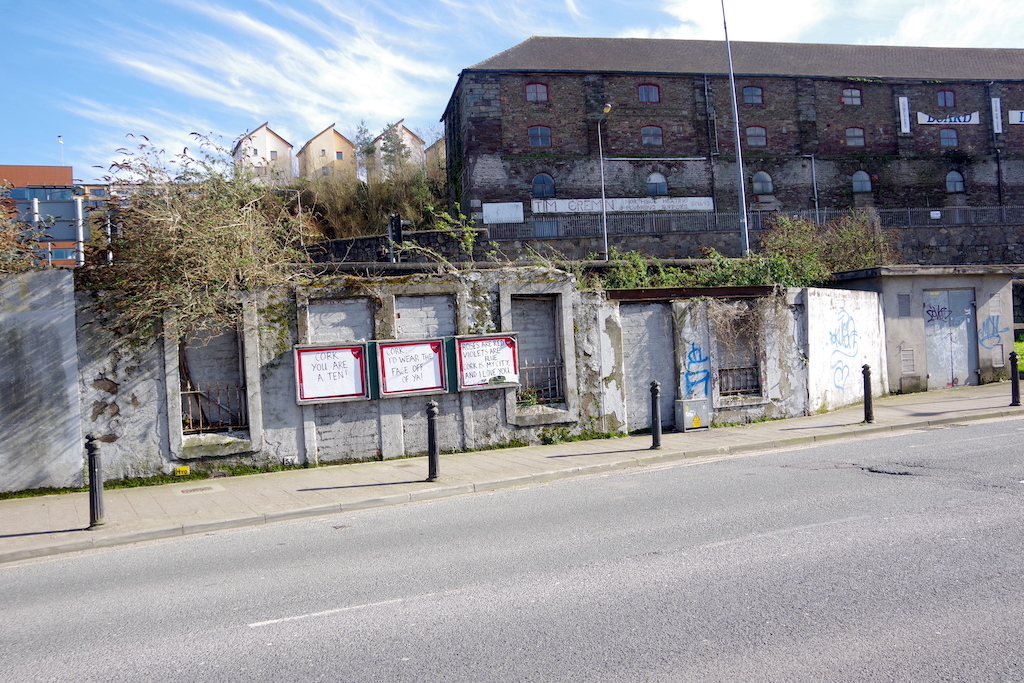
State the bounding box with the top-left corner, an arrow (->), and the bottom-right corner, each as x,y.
296,124 -> 357,179
231,122 -> 294,181
366,119 -> 425,179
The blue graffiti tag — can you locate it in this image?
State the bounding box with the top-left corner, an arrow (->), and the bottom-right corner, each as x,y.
829,310 -> 859,391
979,314 -> 1009,350
684,342 -> 710,398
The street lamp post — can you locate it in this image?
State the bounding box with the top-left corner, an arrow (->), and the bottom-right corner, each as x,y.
597,103 -> 612,260
721,0 -> 750,256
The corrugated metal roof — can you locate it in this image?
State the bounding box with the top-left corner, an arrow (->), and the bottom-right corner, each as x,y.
469,37 -> 1024,80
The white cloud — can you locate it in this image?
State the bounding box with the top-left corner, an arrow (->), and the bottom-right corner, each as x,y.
630,0 -> 830,41
890,0 -> 1024,47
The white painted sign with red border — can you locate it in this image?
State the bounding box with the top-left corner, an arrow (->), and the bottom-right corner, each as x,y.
378,340 -> 446,395
457,335 -> 518,389
295,345 -> 367,402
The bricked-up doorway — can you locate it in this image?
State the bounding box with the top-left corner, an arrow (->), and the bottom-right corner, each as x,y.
621,303 -> 677,430
511,295 -> 565,405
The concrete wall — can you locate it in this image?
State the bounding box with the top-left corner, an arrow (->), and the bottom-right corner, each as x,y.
5,269 -> 897,490
835,267 -> 1015,392
1,271 -> 82,492
805,288 -> 888,413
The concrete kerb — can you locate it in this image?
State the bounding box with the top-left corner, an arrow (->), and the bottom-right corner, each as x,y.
4,398 -> 1024,565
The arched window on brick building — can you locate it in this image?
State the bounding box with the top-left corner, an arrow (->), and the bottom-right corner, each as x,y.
532,173 -> 555,198
752,171 -> 773,195
852,171 -> 872,193
946,171 -> 965,193
647,172 -> 668,196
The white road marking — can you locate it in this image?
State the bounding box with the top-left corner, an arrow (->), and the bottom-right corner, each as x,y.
248,597 -> 409,628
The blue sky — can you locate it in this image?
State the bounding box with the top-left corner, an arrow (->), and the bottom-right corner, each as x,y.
4,0 -> 1022,183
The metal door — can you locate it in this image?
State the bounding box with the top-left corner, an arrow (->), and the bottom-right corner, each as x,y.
924,289 -> 977,389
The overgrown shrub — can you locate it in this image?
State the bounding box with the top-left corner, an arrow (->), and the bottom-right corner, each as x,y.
78,135 -> 312,339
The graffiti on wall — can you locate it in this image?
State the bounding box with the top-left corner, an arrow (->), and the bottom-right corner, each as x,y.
979,315 -> 1009,350
925,303 -> 952,323
684,342 -> 710,398
829,310 -> 859,391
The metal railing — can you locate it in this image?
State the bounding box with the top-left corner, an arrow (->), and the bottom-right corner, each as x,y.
718,366 -> 761,397
181,380 -> 249,434
487,205 -> 1024,241
517,358 -> 565,405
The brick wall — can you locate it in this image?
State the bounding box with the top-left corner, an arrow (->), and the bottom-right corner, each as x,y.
308,298 -> 374,342
447,69 -> 1024,220
511,296 -> 559,362
395,295 -> 456,338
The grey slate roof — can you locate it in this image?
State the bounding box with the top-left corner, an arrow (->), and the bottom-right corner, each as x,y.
469,37 -> 1024,80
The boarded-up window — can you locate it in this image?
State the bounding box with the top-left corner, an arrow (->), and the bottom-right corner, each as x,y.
309,297 -> 374,342
179,324 -> 248,434
512,295 -> 563,404
395,295 -> 456,339
711,301 -> 762,397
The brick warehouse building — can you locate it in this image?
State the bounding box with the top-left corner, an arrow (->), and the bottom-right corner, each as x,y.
441,37 -> 1024,254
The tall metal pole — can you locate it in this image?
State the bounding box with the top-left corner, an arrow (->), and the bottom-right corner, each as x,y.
598,104 -> 612,260
721,0 -> 750,256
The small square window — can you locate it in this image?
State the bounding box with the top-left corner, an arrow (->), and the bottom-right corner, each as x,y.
270,150 -> 278,160
897,294 -> 912,318
336,151 -> 343,160
743,86 -> 763,104
746,126 -> 767,146
641,126 -> 663,146
842,88 -> 862,105
846,128 -> 866,146
251,148 -> 258,157
638,84 -> 660,103
319,149 -> 326,157
940,129 -> 958,147
526,83 -> 548,102
528,126 -> 551,147
938,90 -> 956,107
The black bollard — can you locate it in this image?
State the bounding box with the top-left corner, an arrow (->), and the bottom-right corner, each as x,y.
862,364 -> 874,424
1011,351 -> 1021,407
426,400 -> 439,481
650,380 -> 662,450
85,434 -> 104,529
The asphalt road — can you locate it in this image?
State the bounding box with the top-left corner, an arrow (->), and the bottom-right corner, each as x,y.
2,418 -> 1023,682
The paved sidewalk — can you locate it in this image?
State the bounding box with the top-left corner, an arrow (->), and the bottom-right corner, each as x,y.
3,382 -> 1023,564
